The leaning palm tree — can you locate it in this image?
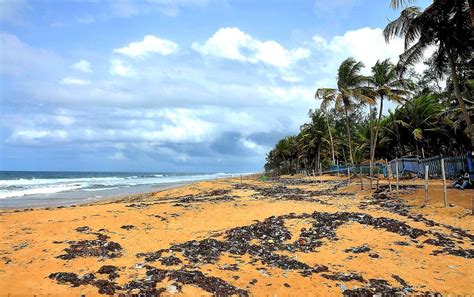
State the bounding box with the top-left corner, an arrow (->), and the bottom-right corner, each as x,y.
316,58 -> 375,164
313,94 -> 336,164
384,0 -> 474,149
368,59 -> 412,163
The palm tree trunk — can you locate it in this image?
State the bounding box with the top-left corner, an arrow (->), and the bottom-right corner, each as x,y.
469,0 -> 474,28
447,48 -> 474,150
371,95 -> 384,163
317,145 -> 321,172
325,115 -> 336,164
343,105 -> 355,164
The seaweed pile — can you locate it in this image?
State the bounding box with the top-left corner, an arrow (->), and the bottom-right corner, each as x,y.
235,182 -> 352,204
365,187 -> 474,259
56,227 -> 122,260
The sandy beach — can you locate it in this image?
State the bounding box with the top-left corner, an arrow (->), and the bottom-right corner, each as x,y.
0,175 -> 472,296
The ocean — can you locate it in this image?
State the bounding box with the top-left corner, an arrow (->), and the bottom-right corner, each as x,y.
0,171 -> 244,208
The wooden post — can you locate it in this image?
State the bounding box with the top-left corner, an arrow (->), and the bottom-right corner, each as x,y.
386,162 -> 392,192
336,160 -> 339,177
240,174 -> 243,186
369,160 -> 373,190
424,165 -> 429,205
376,169 -> 380,190
359,166 -> 363,190
441,159 -> 447,207
347,166 -> 350,183
319,162 -> 322,176
395,159 -> 399,192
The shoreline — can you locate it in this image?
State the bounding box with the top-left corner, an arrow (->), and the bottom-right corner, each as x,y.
0,175 -> 472,296
0,174 -> 256,210
0,181 -> 192,211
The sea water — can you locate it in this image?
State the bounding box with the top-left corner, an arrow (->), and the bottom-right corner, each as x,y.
0,171 -> 242,208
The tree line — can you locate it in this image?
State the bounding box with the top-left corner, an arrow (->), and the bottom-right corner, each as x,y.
265,0 -> 473,174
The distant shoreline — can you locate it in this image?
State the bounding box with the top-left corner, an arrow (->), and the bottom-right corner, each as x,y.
0,181 -> 191,210
0,172 -> 254,209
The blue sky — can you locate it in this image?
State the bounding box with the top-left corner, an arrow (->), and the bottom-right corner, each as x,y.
0,0 -> 431,172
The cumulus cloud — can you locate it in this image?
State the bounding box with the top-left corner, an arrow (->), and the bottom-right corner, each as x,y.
2,24 -> 435,171
311,27 -> 405,76
72,59 -> 92,73
60,77 -> 91,85
192,27 -> 310,68
109,59 -> 136,77
113,35 -> 178,59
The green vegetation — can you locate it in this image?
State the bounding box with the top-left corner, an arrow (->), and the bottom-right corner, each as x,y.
264,0 -> 473,174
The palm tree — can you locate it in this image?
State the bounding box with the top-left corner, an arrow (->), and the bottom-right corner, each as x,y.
396,93 -> 445,157
316,58 -> 375,164
384,0 -> 474,150
390,0 -> 474,28
368,59 -> 412,163
314,92 -> 337,164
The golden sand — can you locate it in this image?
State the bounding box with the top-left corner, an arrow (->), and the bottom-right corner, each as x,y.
0,176 -> 472,296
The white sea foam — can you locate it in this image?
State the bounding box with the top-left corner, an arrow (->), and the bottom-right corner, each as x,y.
0,172 -> 243,199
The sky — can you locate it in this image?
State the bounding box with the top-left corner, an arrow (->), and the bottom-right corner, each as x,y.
0,0 -> 431,173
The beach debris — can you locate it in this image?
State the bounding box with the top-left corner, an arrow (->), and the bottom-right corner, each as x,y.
120,225 -> 136,230
122,266 -> 248,296
321,272 -> 365,282
97,265 -> 119,280
394,241 -> 410,246
345,244 -> 371,253
219,263 -> 239,271
13,242 -> 28,250
56,232 -> 122,260
94,279 -> 121,295
166,284 -> 179,293
392,274 -> 412,290
235,183 -> 351,204
2,256 -> 12,264
75,226 -> 91,233
49,272 -> 87,287
159,255 -> 182,266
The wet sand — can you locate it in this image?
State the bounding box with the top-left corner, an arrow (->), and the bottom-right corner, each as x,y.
0,175 -> 472,296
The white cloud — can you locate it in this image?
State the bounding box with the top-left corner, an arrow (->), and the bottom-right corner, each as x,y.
60,77 -> 91,85
60,77 -> 90,85
239,138 -> 268,154
109,59 -> 136,77
311,27 -> 406,75
192,27 -> 310,68
72,59 -> 92,73
113,35 -> 178,59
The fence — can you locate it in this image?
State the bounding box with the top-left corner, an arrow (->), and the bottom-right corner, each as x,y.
388,155 -> 468,179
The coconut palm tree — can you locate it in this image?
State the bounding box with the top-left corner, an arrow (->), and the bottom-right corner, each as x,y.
396,93 -> 445,157
368,59 -> 412,163
313,92 -> 337,164
384,0 -> 474,149
316,58 -> 375,164
390,0 -> 474,28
